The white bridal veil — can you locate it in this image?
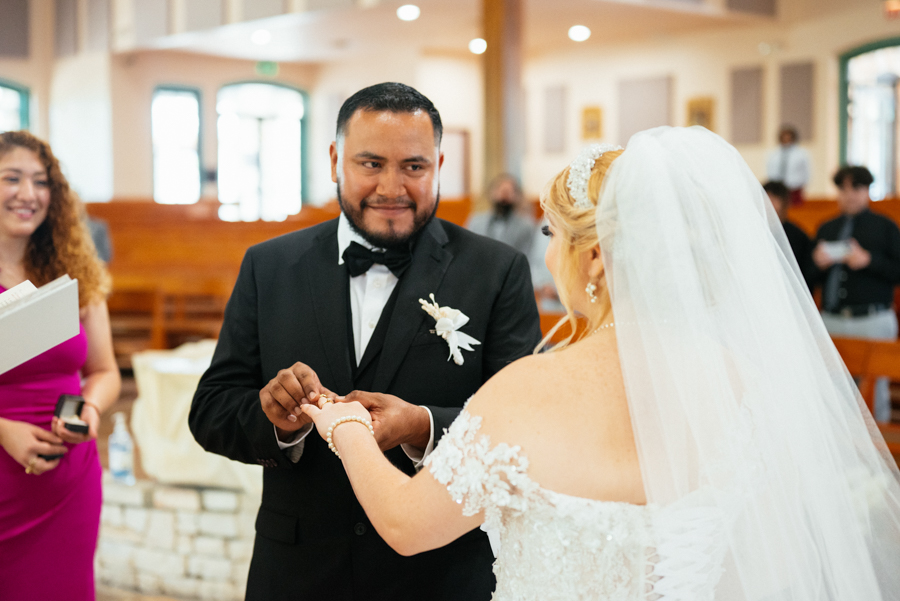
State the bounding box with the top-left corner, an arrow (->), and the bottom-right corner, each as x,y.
597,127 -> 900,600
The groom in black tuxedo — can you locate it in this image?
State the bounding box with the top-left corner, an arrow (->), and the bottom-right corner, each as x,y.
190,82 -> 541,601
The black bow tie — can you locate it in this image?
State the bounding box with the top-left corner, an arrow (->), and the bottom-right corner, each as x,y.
342,241 -> 412,278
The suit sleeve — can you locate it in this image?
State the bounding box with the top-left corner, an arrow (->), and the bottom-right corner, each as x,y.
863,219 -> 900,284
189,248 -> 292,468
427,251 -> 542,437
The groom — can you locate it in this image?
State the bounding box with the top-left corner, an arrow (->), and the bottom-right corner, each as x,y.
189,82 -> 542,601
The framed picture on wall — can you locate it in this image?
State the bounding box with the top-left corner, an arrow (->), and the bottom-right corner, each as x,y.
687,97 -> 715,132
582,106 -> 603,139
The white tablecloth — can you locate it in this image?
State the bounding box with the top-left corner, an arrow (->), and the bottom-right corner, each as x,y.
130,340 -> 262,494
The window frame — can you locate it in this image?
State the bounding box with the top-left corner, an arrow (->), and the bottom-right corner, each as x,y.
151,84 -> 203,204
839,36 -> 900,167
216,80 -> 310,208
0,77 -> 31,131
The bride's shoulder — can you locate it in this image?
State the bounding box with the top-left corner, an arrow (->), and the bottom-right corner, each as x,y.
466,351 -> 561,418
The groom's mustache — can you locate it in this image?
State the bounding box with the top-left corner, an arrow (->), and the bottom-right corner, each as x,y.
361,197 -> 415,209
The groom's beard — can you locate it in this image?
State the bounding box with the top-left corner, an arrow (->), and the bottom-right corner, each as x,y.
337,182 -> 439,250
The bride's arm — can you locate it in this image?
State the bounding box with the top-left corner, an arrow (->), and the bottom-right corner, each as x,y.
301,401 -> 484,556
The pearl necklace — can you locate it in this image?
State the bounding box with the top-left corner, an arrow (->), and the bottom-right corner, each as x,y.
590,322 -> 615,336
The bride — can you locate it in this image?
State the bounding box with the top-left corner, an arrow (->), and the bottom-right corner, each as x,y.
302,126 -> 900,600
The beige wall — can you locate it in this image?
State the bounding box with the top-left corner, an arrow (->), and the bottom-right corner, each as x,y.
523,1 -> 899,198
0,0 -> 55,138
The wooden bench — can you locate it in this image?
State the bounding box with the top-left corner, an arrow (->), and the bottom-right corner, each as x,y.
831,337 -> 900,458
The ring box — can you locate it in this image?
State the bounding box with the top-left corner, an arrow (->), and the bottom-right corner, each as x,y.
55,393 -> 89,434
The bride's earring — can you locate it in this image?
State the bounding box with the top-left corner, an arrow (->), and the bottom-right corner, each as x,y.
585,282 -> 598,303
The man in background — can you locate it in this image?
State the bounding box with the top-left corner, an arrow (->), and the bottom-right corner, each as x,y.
813,166 -> 900,422
466,173 -> 535,257
764,180 -> 813,290
766,125 -> 811,205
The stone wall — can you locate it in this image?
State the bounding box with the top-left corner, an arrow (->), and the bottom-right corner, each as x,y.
96,473 -> 260,600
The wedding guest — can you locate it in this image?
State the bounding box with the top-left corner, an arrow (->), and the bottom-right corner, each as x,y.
466,173 -> 536,257
813,165 -> 900,422
766,124 -> 811,205
764,180 -> 814,290
300,127 -> 900,601
190,83 -> 541,601
86,215 -> 112,263
0,130 -> 121,600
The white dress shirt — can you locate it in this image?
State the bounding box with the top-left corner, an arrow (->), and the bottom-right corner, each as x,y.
766,144 -> 811,190
275,213 -> 435,465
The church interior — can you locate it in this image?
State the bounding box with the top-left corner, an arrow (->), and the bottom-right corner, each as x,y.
1,0 -> 899,599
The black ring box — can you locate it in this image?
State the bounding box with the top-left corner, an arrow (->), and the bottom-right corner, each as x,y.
38,394 -> 88,460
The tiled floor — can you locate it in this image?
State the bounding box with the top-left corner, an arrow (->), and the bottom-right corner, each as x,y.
96,585 -> 182,601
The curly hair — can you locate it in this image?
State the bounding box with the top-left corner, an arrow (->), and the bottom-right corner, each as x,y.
538,148 -> 624,351
0,131 -> 110,306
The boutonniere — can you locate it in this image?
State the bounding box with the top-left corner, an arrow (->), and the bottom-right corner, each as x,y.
418,294 -> 481,366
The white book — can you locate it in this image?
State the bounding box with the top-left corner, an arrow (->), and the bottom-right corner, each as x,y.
0,275 -> 80,374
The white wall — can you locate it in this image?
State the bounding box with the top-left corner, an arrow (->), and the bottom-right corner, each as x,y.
523,1 -> 900,198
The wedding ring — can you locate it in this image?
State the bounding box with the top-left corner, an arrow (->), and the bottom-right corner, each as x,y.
318,395 -> 334,408
25,457 -> 37,475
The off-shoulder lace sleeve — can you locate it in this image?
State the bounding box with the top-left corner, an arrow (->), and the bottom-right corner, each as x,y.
424,408 -> 541,530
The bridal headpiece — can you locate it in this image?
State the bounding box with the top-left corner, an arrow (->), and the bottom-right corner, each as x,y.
567,143 -> 622,209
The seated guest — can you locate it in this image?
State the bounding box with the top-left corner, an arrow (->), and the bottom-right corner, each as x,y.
86,216 -> 112,263
763,180 -> 813,290
467,173 -> 535,257
813,165 -> 900,422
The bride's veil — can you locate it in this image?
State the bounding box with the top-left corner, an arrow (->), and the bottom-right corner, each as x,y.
597,126 -> 900,600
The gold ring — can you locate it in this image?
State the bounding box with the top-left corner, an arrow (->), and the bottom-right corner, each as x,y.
25,457 -> 37,475
318,395 -> 334,408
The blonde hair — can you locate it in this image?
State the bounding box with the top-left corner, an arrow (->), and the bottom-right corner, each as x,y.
538,148 -> 623,351
0,131 -> 111,307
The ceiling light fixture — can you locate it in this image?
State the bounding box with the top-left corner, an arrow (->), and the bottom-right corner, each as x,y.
397,4 -> 421,21
469,38 -> 487,54
568,25 -> 591,42
886,0 -> 900,19
251,29 -> 272,45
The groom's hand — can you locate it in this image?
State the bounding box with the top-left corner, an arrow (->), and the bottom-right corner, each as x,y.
260,362 -> 338,438
342,391 -> 430,452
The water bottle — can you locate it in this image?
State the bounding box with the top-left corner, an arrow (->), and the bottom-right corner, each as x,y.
108,412 -> 136,485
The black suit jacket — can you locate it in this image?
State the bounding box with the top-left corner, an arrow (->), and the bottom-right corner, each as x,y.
813,209 -> 900,309
189,218 -> 542,601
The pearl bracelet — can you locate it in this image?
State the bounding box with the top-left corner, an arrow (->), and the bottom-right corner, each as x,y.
326,416 -> 375,459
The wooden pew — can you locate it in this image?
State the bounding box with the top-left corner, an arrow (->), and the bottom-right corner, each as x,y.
832,337 -> 900,458
85,197 -> 472,366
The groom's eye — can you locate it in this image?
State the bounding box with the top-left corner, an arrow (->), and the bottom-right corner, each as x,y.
541,225 -> 552,237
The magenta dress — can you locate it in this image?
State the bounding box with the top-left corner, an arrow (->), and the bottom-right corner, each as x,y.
0,285 -> 101,601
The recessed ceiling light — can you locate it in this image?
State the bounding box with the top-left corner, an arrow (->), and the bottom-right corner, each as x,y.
397,4 -> 421,21
469,38 -> 487,54
251,29 -> 272,45
568,25 -> 591,42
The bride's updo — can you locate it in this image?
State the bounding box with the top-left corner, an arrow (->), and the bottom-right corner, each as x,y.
538,148 -> 623,350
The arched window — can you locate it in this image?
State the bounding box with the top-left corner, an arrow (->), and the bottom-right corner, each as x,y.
216,82 -> 306,222
0,79 -> 30,133
841,38 -> 900,200
151,87 -> 202,204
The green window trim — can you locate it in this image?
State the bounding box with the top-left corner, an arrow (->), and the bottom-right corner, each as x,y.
0,77 -> 30,131
839,36 -> 900,166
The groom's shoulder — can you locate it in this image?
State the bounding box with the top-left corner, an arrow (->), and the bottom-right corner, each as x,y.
247,218 -> 337,260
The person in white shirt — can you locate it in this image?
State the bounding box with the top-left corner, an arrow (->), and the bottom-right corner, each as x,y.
766,125 -> 811,205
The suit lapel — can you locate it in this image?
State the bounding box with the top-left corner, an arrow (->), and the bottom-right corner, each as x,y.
304,226 -> 355,395
372,220 -> 452,392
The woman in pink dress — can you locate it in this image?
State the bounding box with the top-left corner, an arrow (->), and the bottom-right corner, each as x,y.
0,131 -> 121,600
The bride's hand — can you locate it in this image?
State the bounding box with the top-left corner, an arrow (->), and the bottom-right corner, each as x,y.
300,399 -> 372,442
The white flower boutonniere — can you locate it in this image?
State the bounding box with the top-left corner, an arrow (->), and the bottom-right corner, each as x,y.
418,294 -> 481,366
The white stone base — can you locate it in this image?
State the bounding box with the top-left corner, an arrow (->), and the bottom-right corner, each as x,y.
98,472 -> 260,601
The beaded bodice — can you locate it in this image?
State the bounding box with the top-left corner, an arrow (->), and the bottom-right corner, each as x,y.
425,410 -> 727,601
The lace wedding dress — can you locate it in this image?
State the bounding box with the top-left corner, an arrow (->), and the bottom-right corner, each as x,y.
425,410 -> 728,601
